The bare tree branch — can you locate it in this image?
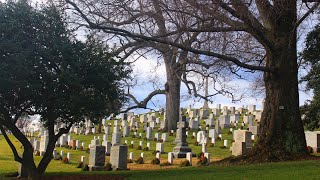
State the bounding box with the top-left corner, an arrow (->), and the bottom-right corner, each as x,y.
66,0 -> 275,72
121,89 -> 166,113
296,2 -> 320,28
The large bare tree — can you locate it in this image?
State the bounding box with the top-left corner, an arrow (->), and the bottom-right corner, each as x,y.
65,0 -> 259,131
65,0 -> 319,160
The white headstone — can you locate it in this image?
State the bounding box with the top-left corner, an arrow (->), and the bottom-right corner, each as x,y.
224,140 -> 228,147
156,143 -> 164,153
168,152 -> 173,164
146,127 -> 152,140
129,152 -> 134,160
186,152 -> 192,166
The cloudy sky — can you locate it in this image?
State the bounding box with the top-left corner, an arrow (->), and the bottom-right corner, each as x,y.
2,0 -> 316,115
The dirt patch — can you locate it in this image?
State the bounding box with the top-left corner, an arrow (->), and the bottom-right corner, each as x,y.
127,157 -> 223,170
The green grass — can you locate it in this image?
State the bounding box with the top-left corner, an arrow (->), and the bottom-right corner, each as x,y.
9,160 -> 320,179
123,160 -> 320,179
1,111 -> 313,179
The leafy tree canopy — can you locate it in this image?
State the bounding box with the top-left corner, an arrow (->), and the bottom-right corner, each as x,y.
0,0 -> 130,177
301,24 -> 320,131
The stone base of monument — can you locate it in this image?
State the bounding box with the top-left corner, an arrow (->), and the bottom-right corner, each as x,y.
172,146 -> 195,158
88,165 -> 105,171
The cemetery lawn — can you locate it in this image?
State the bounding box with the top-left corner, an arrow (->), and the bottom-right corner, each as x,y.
1,135 -> 320,179
2,160 -> 320,179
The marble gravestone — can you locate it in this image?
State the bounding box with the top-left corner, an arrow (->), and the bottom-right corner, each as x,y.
88,145 -> 106,171
110,145 -> 128,170
231,130 -> 252,156
146,127 -> 152,140
305,131 -> 320,152
140,114 -> 147,123
39,135 -> 48,154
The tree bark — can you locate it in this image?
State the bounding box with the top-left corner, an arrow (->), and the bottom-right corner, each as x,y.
164,62 -> 181,132
22,146 -> 39,179
252,1 -> 307,159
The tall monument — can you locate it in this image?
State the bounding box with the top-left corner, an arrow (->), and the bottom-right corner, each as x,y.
202,75 -> 209,109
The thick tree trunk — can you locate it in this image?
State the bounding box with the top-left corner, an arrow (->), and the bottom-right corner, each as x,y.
22,146 -> 38,179
252,2 -> 307,159
253,47 -> 307,159
37,140 -> 56,175
164,64 -> 181,132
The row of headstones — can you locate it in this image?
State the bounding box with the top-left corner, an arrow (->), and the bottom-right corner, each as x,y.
90,136 -> 166,154
188,114 -> 258,129
87,145 -> 210,171
128,151 -> 211,165
31,124 -> 260,154
103,115 -> 257,137
186,104 -> 260,118
23,131 -> 35,137
53,149 -> 71,161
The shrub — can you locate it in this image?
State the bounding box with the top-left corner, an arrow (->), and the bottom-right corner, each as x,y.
86,148 -> 90,154
179,160 -> 190,167
152,150 -> 159,155
127,159 -> 133,163
143,147 -> 149,151
219,146 -> 226,149
137,145 -> 142,150
135,157 -> 144,164
307,146 -> 313,154
151,158 -> 160,165
129,144 -> 134,148
62,157 -> 69,164
161,161 -> 172,166
194,141 -> 199,146
82,164 -> 89,171
197,152 -> 204,159
54,155 -> 62,160
76,162 -> 83,168
154,138 -> 158,142
197,157 -> 208,166
80,146 -> 83,151
105,162 -> 112,171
